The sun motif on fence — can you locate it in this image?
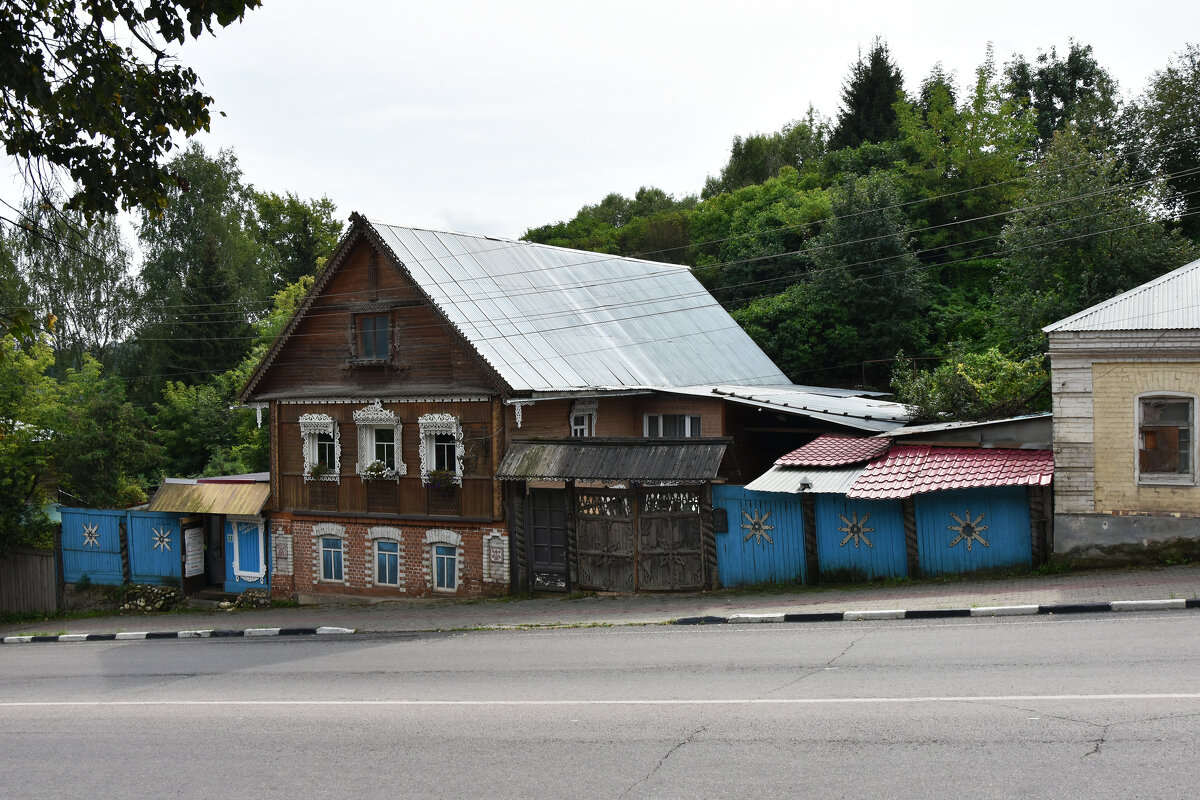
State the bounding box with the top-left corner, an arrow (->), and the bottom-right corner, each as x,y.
151,527 -> 173,552
838,511 -> 874,548
81,523 -> 100,548
948,509 -> 989,551
741,508 -> 775,545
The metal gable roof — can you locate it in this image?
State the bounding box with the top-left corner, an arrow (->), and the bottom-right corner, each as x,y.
845,446 -> 1054,499
1044,257 -> 1200,332
369,222 -> 792,393
775,434 -> 892,466
745,464 -> 867,494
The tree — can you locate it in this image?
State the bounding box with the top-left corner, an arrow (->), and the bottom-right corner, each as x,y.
252,192 -> 343,290
732,173 -> 928,387
1135,44 -> 1200,240
1,0 -> 262,218
829,37 -> 906,150
702,108 -> 830,198
992,132 -> 1198,355
891,345 -> 1049,422
0,336 -> 56,552
134,143 -> 265,394
1004,42 -> 1119,150
7,197 -> 139,371
51,355 -> 163,508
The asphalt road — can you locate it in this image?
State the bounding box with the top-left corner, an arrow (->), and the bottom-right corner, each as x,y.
2,613 -> 1199,799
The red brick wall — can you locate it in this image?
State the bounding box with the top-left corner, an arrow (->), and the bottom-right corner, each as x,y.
268,512 -> 508,599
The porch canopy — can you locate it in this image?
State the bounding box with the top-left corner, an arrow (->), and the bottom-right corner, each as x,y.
498,437 -> 731,482
147,477 -> 270,516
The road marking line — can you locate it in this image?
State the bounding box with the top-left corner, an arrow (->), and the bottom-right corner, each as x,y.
4,694 -> 1200,708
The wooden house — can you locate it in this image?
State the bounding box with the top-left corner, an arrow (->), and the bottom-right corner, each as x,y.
1045,257 -> 1200,559
239,214 -> 910,599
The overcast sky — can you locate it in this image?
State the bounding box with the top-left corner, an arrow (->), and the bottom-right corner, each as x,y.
6,1 -> 1200,242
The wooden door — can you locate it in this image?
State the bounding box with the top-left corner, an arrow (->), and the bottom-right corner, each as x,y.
527,489 -> 569,591
576,489 -> 635,591
636,487 -> 705,591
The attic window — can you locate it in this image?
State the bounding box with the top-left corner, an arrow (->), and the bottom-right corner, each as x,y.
358,314 -> 390,361
1138,395 -> 1195,485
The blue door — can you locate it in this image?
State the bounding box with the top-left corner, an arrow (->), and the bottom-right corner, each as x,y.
59,508 -> 126,585
712,486 -> 806,587
814,495 -> 907,580
127,512 -> 182,584
915,487 -> 1032,576
225,518 -> 268,592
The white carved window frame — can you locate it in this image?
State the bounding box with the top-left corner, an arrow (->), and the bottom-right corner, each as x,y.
230,515 -> 267,583
367,526 -> 405,589
425,528 -> 462,594
354,400 -> 405,481
418,413 -> 464,485
312,522 -> 348,585
570,398 -> 598,437
300,413 -> 340,483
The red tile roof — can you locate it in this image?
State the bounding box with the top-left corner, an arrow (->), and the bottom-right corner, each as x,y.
845,446 -> 1054,499
775,434 -> 892,467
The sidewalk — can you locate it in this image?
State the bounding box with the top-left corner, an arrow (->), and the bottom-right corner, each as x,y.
4,564 -> 1200,639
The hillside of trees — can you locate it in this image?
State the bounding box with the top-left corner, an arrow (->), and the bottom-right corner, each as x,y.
2,36 -> 1198,547
523,40 -> 1200,403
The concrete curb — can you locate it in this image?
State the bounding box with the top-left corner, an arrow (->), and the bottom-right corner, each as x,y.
673,598 -> 1200,626
1,626 -> 355,644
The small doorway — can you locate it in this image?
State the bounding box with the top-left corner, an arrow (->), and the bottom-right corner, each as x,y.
527,489 -> 569,591
205,516 -> 225,587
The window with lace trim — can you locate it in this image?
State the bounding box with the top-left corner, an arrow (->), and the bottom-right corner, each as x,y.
418,413 -> 463,484
300,413 -> 340,482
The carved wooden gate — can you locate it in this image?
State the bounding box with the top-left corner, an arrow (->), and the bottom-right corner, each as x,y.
637,487 -> 704,590
576,488 -> 635,591
576,486 -> 706,591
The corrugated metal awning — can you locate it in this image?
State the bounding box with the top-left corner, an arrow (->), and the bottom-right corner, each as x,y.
745,464 -> 867,494
498,438 -> 730,482
147,481 -> 270,515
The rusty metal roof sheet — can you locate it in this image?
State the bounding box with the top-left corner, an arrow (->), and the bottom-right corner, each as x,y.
745,464 -> 867,494
497,438 -> 730,482
846,446 -> 1054,499
147,481 -> 270,515
1045,256 -> 1200,332
775,434 -> 892,467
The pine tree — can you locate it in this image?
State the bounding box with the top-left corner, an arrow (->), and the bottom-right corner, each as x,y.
829,38 -> 906,150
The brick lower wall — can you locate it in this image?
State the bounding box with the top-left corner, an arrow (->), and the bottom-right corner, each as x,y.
267,513 -> 509,599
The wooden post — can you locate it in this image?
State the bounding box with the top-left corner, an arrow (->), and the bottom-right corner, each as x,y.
801,493 -> 818,585
902,498 -> 920,578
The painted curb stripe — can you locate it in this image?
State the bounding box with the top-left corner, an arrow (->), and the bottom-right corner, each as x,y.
905,609 -> 972,619
316,627 -> 355,635
115,632 -> 147,640
673,616 -> 728,625
277,628 -> 318,636
85,633 -> 117,641
1039,603 -> 1111,614
970,605 -> 1040,616
1111,599 -> 1186,611
844,610 -> 906,620
1187,599 -> 1200,609
244,628 -> 281,637
177,630 -> 213,638
783,612 -> 845,623
210,630 -> 245,637
728,613 -> 786,623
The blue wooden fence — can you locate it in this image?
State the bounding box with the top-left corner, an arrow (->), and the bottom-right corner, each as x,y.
60,508 -> 126,584
914,487 -> 1032,576
712,486 -> 807,587
813,495 -> 908,580
60,508 -> 183,585
126,513 -> 183,584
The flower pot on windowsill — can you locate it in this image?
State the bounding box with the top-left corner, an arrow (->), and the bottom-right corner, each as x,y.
305,462 -> 333,481
360,459 -> 398,482
423,468 -> 460,496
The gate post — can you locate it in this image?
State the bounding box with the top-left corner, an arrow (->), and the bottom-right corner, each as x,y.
802,493 -> 819,585
701,482 -> 716,590
902,498 -> 920,578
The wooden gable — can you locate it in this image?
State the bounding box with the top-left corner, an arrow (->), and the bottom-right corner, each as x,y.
246,228 -> 503,401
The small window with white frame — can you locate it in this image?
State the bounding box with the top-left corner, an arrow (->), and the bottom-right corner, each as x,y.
418,413 -> 464,484
570,398 -> 597,437
320,537 -> 344,582
300,413 -> 340,482
433,544 -> 458,592
375,540 -> 400,586
644,413 -> 702,438
1138,394 -> 1195,484
353,400 -> 405,480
